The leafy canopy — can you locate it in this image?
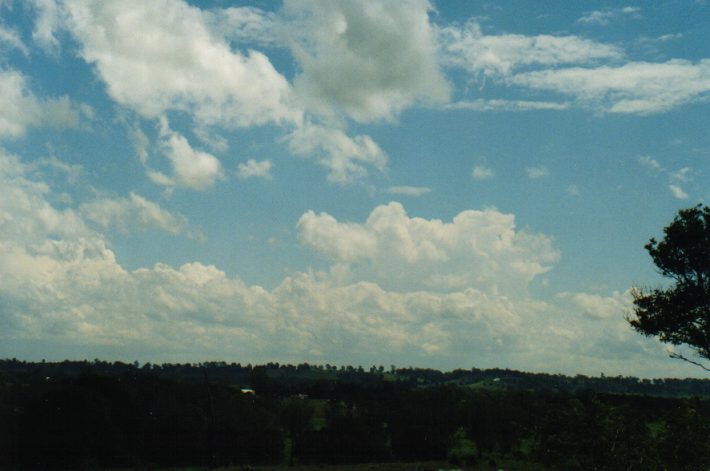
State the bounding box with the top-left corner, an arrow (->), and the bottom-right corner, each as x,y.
630,205 -> 710,368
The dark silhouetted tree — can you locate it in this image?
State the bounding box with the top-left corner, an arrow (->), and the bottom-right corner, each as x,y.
629,204 -> 710,370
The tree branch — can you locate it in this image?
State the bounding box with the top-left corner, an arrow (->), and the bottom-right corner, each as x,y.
669,352 -> 710,372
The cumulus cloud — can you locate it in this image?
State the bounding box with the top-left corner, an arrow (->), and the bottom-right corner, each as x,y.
669,184 -> 689,200
286,123 -> 387,183
147,118 -> 223,191
557,291 -> 631,320
637,156 -> 696,200
298,202 -> 560,294
511,60 -> 710,114
80,192 -> 201,239
638,155 -> 662,171
237,159 -> 273,180
64,0 -> 298,128
0,70 -> 87,138
0,150 -> 698,376
440,21 -> 622,77
386,186 -> 431,197
285,0 -> 450,122
472,165 -> 494,180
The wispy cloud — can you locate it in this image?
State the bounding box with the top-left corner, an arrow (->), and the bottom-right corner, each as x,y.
386,186 -> 432,197
511,60 -> 710,115
446,99 -> 568,112
577,7 -> 641,26
526,166 -> 549,179
440,21 -> 622,77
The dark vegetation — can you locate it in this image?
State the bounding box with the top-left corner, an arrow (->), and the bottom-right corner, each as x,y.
2,358 -> 710,470
630,204 -> 710,370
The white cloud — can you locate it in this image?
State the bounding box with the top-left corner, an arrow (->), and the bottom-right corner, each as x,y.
577,7 -> 641,26
472,165 -> 494,180
148,118 -> 223,191
669,184 -> 689,200
566,184 -> 579,196
286,123 -> 387,183
672,167 -> 692,183
205,6 -> 279,48
511,60 -> 710,114
285,0 -> 450,122
80,192 -> 200,239
440,21 -> 622,77
237,159 -> 273,180
64,0 -> 299,128
386,186 -> 432,197
447,99 -> 569,112
0,21 -> 27,55
557,291 -> 630,320
298,202 -> 559,294
638,155 -> 662,171
526,166 -> 549,179
0,151 -> 700,376
30,0 -> 61,53
0,70 -> 87,138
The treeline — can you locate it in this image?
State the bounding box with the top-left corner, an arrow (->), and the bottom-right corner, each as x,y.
1,363 -> 710,469
3,358 -> 710,397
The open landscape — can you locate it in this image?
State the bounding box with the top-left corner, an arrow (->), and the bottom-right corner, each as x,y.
2,359 -> 710,469
2,1 -> 710,468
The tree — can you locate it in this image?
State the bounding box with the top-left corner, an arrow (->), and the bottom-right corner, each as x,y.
629,204 -> 710,370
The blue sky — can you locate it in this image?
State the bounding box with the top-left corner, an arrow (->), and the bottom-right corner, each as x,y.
1,0 -> 709,377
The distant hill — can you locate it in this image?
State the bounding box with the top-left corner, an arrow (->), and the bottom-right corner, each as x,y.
1,358 -> 709,397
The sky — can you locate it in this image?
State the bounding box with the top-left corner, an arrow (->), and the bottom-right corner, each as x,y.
1,0 -> 709,377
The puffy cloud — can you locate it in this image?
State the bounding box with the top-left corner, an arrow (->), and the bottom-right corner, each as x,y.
80,192 -> 201,239
472,165 -> 494,180
64,0 -> 298,128
0,70 -> 87,138
298,202 -> 559,294
556,291 -> 631,320
148,118 -> 223,191
286,123 -> 387,183
669,184 -> 689,200
237,159 -> 273,180
386,186 -> 431,197
285,0 -> 450,122
638,155 -> 662,171
0,151 -> 699,376
440,21 -> 622,77
510,60 -> 710,114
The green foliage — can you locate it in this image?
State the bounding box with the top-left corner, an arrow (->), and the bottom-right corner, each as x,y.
447,427 -> 477,467
630,204 -> 710,363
